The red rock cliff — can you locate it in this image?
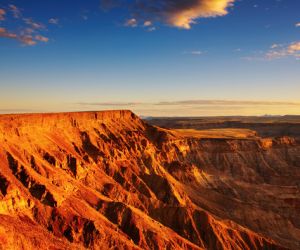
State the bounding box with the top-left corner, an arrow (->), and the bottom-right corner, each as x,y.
0,110 -> 298,249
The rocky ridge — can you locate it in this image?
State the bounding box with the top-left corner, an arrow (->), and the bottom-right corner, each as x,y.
0,110 -> 299,249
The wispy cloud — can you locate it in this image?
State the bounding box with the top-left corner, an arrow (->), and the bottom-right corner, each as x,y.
77,102 -> 142,107
0,108 -> 34,114
147,27 -> 156,32
9,4 -> 21,19
184,50 -> 204,56
35,35 -> 49,43
23,18 -> 45,30
295,22 -> 300,27
49,18 -> 59,25
243,41 -> 300,61
19,35 -> 37,46
155,100 -> 300,106
144,21 -> 152,27
270,44 -> 280,49
124,18 -> 157,31
125,18 -> 138,27
0,27 -> 49,46
77,99 -> 300,107
0,4 -> 49,46
103,0 -> 235,29
80,10 -> 89,21
0,27 -> 17,39
266,41 -> 300,60
76,99 -> 300,116
0,9 -> 6,21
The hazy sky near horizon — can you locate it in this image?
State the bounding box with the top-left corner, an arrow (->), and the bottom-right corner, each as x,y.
0,0 -> 300,116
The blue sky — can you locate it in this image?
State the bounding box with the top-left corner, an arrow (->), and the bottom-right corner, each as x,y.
0,0 -> 300,116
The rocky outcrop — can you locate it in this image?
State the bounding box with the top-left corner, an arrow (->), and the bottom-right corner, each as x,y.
0,110 -> 298,249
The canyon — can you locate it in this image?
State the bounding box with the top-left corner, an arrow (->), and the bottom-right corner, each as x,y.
0,110 -> 299,250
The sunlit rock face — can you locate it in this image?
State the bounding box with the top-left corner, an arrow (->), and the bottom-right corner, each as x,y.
0,110 -> 298,249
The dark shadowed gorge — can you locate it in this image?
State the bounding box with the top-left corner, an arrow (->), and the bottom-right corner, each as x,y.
0,111 -> 299,249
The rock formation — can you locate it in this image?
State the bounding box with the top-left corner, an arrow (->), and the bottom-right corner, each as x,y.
0,110 -> 299,249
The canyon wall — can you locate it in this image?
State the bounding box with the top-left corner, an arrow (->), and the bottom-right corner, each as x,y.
0,111 -> 299,249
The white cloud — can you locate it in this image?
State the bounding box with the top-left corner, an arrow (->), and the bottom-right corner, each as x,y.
270,44 -> 280,49
49,18 -> 59,25
266,41 -> 300,59
190,51 -> 203,55
125,18 -> 138,27
35,35 -> 49,43
144,20 -> 152,27
184,50 -> 204,56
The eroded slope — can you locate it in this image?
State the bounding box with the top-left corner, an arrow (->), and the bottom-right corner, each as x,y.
0,111 -> 298,249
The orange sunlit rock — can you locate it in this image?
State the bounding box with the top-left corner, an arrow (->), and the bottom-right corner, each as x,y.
0,110 -> 298,249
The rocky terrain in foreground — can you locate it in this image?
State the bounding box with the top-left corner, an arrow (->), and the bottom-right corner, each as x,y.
0,110 -> 299,249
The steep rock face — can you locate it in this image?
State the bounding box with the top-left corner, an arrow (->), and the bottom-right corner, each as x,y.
0,110 -> 298,249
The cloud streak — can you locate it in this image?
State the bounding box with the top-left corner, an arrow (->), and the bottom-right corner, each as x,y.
49,18 -> 59,25
266,41 -> 300,59
183,50 -> 204,56
77,99 -> 300,107
155,100 -> 300,106
243,41 -> 300,61
77,102 -> 142,107
35,35 -> 49,42
0,27 -> 17,39
0,27 -> 49,46
0,4 -> 50,46
9,4 -> 21,19
125,18 -> 138,27
23,18 -> 45,30
103,0 -> 235,29
0,9 -> 6,21
76,99 -> 300,116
